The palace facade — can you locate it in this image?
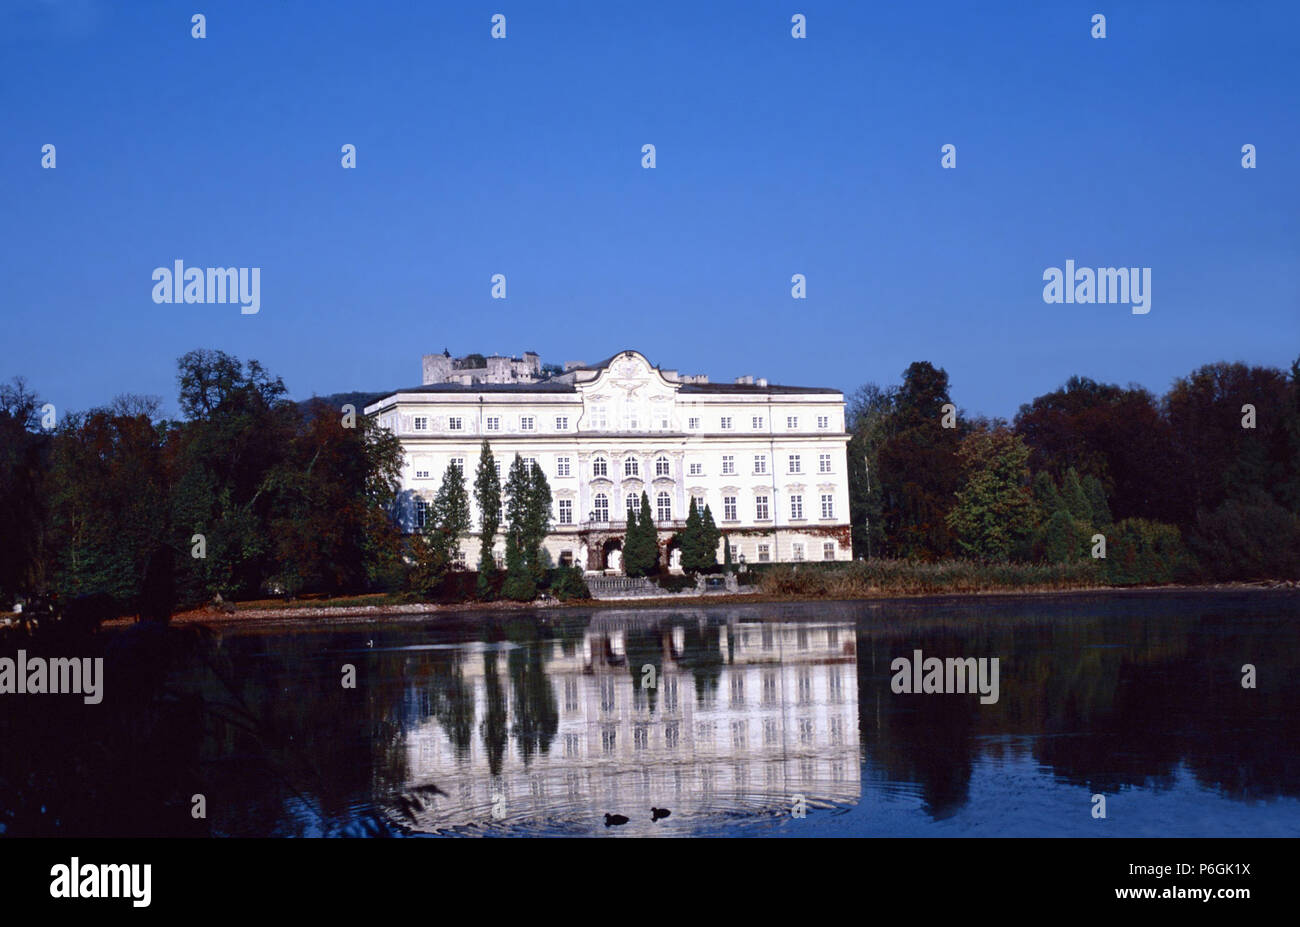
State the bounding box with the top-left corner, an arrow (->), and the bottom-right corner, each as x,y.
364,349 -> 852,573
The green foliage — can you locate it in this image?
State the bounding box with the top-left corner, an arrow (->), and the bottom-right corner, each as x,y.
1037,509 -> 1093,563
0,379 -> 51,602
947,429 -> 1037,560
501,529 -> 535,601
1188,491 -> 1300,581
546,566 -> 590,601
474,440 -> 501,599
623,492 -> 658,577
1102,519 -> 1193,585
410,460 -> 470,597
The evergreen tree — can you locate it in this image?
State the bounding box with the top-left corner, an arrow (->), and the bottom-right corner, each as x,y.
624,491 -> 658,577
474,440 -> 501,598
698,504 -> 720,571
677,497 -> 703,572
411,460 -> 469,596
1061,468 -> 1092,522
502,455 -> 538,599
501,528 -> 535,600
722,532 -> 733,571
946,429 -> 1038,560
523,458 -> 552,582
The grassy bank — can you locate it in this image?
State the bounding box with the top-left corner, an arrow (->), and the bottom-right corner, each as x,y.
754,558 -> 1106,597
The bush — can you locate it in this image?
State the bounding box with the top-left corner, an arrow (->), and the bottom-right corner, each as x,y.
1102,519 -> 1194,585
757,558 -> 1102,598
654,574 -> 696,593
1189,493 -> 1300,581
546,567 -> 590,601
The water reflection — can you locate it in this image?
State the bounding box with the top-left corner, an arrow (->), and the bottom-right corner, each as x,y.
396,613 -> 860,834
3,591 -> 1298,837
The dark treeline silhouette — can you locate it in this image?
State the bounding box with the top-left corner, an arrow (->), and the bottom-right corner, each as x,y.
848,357 -> 1300,582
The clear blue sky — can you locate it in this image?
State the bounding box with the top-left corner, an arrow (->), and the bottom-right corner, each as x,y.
3,0 -> 1297,420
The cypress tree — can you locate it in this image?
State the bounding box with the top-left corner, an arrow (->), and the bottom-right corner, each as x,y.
679,497 -> 703,572
474,440 -> 501,599
699,504 -> 720,571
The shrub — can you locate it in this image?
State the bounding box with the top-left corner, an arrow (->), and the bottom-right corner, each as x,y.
546,567 -> 591,601
1101,519 -> 1193,585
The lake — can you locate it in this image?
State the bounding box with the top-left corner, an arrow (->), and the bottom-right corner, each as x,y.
3,589 -> 1298,837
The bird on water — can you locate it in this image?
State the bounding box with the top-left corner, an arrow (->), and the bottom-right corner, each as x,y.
604,813 -> 629,827
651,807 -> 672,821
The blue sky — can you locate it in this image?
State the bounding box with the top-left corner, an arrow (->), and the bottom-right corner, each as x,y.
3,0 -> 1297,420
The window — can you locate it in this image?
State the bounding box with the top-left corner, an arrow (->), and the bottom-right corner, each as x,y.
752,416 -> 764,430
757,543 -> 771,563
792,542 -> 805,561
655,455 -> 670,476
556,456 -> 571,478
818,415 -> 830,429
555,416 -> 569,431
720,416 -> 733,430
558,499 -> 573,524
593,456 -> 607,477
521,456 -> 536,474
452,549 -> 467,569
414,498 -> 428,528
755,495 -> 769,520
823,541 -> 836,561
721,455 -> 735,475
494,460 -> 501,478
753,454 -> 767,474
448,416 -> 463,431
415,468 -> 431,479
693,495 -> 706,514
626,493 -> 639,516
486,416 -> 500,431
821,494 -> 834,518
657,410 -> 670,430
657,492 -> 671,522
413,416 -> 428,431
790,495 -> 804,519
520,416 -> 534,431
786,416 -> 798,429
593,494 -> 609,522
688,417 -> 700,430
788,454 -> 802,474
723,496 -> 737,521
624,457 -> 639,478
592,406 -> 608,430
688,462 -> 703,476
626,408 -> 639,430
819,453 -> 832,473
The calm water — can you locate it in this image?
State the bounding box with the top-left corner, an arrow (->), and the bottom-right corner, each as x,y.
4,589 -> 1299,837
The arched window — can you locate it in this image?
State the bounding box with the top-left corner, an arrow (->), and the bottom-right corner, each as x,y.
657,492 -> 671,522
592,456 -> 607,477
624,457 -> 639,478
655,455 -> 670,477
593,494 -> 609,522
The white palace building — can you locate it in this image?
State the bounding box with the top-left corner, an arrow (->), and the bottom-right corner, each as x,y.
365,349 -> 852,573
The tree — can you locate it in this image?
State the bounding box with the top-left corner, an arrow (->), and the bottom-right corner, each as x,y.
697,504 -> 721,571
501,455 -> 540,599
946,428 -> 1037,560
0,378 -> 51,602
473,440 -> 501,599
411,461 -> 469,596
523,458 -> 553,583
623,492 -> 658,577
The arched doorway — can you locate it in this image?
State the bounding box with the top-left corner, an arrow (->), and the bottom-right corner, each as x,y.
601,538 -> 623,573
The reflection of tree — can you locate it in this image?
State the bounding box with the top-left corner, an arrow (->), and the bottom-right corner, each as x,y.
675,619 -> 724,705
622,625 -> 665,715
508,627 -> 559,764
480,650 -> 508,778
431,662 -> 475,758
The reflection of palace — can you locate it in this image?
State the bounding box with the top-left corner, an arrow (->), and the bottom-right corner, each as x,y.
399,615 -> 860,831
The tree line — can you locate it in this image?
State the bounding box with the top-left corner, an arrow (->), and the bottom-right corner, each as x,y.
848,357 -> 1300,581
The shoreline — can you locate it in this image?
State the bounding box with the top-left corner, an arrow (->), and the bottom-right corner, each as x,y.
94,580 -> 1299,632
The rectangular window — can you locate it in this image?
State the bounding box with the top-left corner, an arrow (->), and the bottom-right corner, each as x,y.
556,456 -> 571,478
723,496 -> 737,521
452,549 -> 467,569
821,494 -> 834,519
792,542 -> 805,561
558,499 -> 573,524
448,416 -> 463,431
688,417 -> 700,430
752,416 -> 764,430
414,468 -> 431,479
593,406 -> 608,430
721,455 -> 735,475
414,498 -> 428,528
555,416 -> 568,431
627,409 -> 639,430
448,457 -> 465,474
413,416 -> 428,431
486,416 -> 500,431
819,453 -> 832,473
753,454 -> 767,474
657,495 -> 671,522
790,495 -> 804,519
494,460 -> 501,478
593,457 -> 607,477
688,462 -> 703,476
520,416 -> 535,431
757,543 -> 771,562
755,495 -> 769,520
720,416 -> 733,430
823,541 -> 836,560
522,456 -> 536,474
693,495 -> 706,514
818,415 -> 830,429
786,416 -> 798,429
788,454 -> 802,474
